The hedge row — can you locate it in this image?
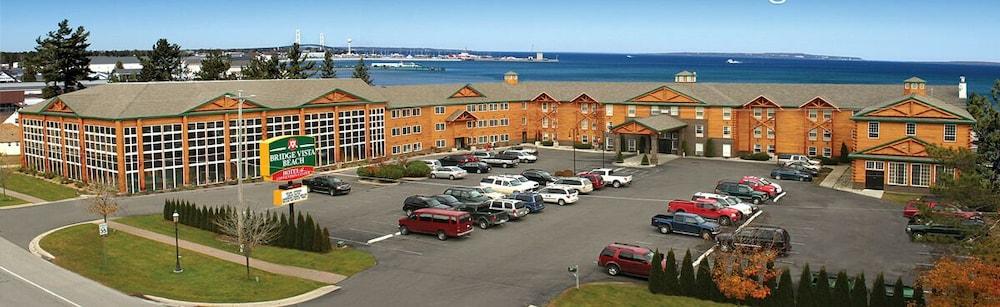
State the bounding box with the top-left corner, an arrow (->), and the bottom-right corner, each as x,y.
162,200 -> 331,253
357,160 -> 431,180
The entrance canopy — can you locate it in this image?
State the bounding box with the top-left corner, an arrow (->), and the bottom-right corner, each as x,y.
611,115 -> 687,135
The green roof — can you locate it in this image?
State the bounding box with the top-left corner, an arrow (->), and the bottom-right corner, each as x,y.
612,115 -> 687,133
852,94 -> 973,121
904,76 -> 926,83
675,71 -> 695,76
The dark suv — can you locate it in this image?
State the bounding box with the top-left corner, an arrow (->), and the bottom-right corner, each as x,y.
508,192 -> 545,213
402,195 -> 450,215
443,187 -> 492,204
715,180 -> 769,205
302,175 -> 352,196
431,194 -> 509,229
715,225 -> 791,255
439,154 -> 479,166
521,169 -> 557,185
597,243 -> 658,278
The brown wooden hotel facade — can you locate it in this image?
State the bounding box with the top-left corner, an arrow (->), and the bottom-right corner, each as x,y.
19,72 -> 973,194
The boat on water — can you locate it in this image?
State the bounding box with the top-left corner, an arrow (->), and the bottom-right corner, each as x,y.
726,58 -> 743,64
626,55 -> 634,58
370,62 -> 445,71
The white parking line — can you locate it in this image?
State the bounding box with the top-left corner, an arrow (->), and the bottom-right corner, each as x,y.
773,192 -> 787,202
694,209 -> 764,267
367,232 -> 401,244
790,242 -> 806,246
0,265 -> 82,307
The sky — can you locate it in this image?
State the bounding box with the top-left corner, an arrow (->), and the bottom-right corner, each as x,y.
1,0 -> 999,62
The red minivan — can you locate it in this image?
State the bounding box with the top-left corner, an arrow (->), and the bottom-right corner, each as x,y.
398,208 -> 474,241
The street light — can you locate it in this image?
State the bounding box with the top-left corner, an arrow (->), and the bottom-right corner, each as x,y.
172,211 -> 183,273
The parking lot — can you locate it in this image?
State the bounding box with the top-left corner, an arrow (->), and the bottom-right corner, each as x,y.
267,147 -> 934,307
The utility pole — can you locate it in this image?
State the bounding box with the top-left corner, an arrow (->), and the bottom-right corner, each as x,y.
228,90 -> 255,208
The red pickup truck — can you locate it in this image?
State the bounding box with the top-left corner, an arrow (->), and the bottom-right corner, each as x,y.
739,176 -> 780,198
902,199 -> 981,220
667,199 -> 742,226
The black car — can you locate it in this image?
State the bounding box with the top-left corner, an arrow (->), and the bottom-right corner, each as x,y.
439,154 -> 475,166
458,161 -> 491,174
443,187 -> 493,204
770,167 -> 813,182
521,169 -> 556,185
716,225 -> 791,255
302,176 -> 352,195
431,194 -> 509,229
906,218 -> 985,241
402,195 -> 450,215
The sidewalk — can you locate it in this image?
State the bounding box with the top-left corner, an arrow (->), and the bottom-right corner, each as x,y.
107,221 -> 347,285
2,190 -> 46,203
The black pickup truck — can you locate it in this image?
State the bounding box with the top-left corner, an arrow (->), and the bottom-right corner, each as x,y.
433,195 -> 510,229
473,151 -> 520,168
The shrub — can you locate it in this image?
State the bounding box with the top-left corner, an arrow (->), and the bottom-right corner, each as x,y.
616,152 -> 624,163
356,166 -> 372,177
704,139 -> 715,157
740,152 -> 771,161
819,157 -> 839,165
573,142 -> 593,149
641,154 -> 650,165
377,164 -> 405,180
554,169 -> 574,177
839,142 -> 851,163
403,160 -> 431,177
541,140 -> 554,146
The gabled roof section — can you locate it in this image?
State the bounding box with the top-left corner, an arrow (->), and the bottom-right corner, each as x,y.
611,115 -> 687,135
531,92 -> 558,102
304,89 -> 367,105
445,110 -> 478,122
904,76 -> 926,83
799,96 -> 839,110
855,136 -> 931,158
628,86 -> 701,103
186,94 -> 265,113
572,93 -> 597,103
43,99 -> 76,114
853,95 -> 973,121
742,95 -> 782,109
449,84 -> 485,98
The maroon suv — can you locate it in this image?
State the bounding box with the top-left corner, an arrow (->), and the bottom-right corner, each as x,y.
597,243 -> 662,278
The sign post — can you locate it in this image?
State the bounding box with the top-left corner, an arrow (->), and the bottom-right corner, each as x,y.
261,135 -> 317,219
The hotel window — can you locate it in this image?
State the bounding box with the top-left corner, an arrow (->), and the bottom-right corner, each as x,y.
522,117 -> 527,126
522,102 -> 527,110
391,128 -> 400,136
670,106 -> 679,116
141,124 -> 181,191
188,121 -> 227,186
581,120 -> 589,130
754,127 -> 762,138
541,103 -> 548,112
467,104 -> 475,112
808,129 -> 818,141
767,108 -> 776,119
369,108 -> 386,158
605,104 -> 613,116
905,123 -> 916,136
606,122 -> 613,132
723,126 -> 731,139
627,105 -> 636,117
581,104 -> 589,113
944,124 -> 956,142
888,162 -> 907,186
435,123 -> 446,131
868,122 -> 879,139
542,118 -> 549,128
266,115 -> 300,138
651,105 -> 659,114
338,109 -> 367,162
402,127 -> 411,135
767,128 -> 775,139
808,147 -> 817,156
754,144 -> 762,153
433,106 -> 445,114
767,145 -> 775,154
542,133 -> 549,141
592,121 -> 598,130
823,110 -> 832,120
229,117 -> 263,179
911,163 -> 930,187
581,135 -> 589,144
627,139 -> 637,152
695,124 -> 704,137
695,143 -> 704,156
823,130 -> 832,141
865,161 -> 884,170
722,107 -> 732,120
823,147 -> 832,157
436,139 -> 446,148
695,107 -> 704,119
808,110 -> 818,121
305,112 -> 336,166
935,165 -> 954,185
753,108 -> 762,119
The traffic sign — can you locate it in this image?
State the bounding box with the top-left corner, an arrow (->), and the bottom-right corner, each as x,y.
260,135 -> 317,181
98,223 -> 109,236
273,186 -> 309,207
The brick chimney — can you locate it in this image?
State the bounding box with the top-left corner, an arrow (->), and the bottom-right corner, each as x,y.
504,71 -> 518,85
903,76 -> 926,96
674,71 -> 696,83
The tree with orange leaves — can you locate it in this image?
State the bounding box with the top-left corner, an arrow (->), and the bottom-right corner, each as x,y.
921,256 -> 1000,306
711,240 -> 781,301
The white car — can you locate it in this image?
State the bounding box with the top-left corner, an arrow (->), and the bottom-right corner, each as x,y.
549,177 -> 594,194
692,192 -> 758,216
485,199 -> 530,219
503,150 -> 538,163
430,166 -> 466,180
537,187 -> 579,206
777,154 -> 820,166
497,174 -> 540,190
479,176 -> 534,196
421,159 -> 442,169
589,168 -> 632,188
506,146 -> 538,155
784,160 -> 821,172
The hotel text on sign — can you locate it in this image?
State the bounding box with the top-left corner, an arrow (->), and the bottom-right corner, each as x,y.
273,186 -> 309,207
260,135 -> 317,181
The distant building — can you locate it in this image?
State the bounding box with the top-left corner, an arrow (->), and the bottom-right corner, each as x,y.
0,71 -> 18,83
88,56 -> 142,75
0,123 -> 19,155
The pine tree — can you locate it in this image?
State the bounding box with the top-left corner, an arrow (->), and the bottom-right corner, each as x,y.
283,43 -> 314,79
138,38 -> 183,81
694,257 -> 714,300
912,284 -> 924,307
352,56 -> 372,85
890,277 -> 905,307
319,50 -> 336,78
321,228 -> 332,252
796,264 -> 815,307
114,60 -> 124,70
815,268 -> 832,307
276,214 -> 289,247
832,271 -> 851,307
648,250 -> 664,294
313,224 -> 325,252
302,214 -> 316,251
33,19 -> 92,98
774,269 -> 795,307
195,50 -> 231,80
678,250 -> 696,296
163,200 -> 170,221
241,53 -> 282,80
850,273 -> 868,307
294,213 -> 306,250
869,273 -> 888,307
663,249 -> 679,295
839,143 -> 851,163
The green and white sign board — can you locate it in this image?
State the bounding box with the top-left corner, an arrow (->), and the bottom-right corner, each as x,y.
260,135 -> 317,182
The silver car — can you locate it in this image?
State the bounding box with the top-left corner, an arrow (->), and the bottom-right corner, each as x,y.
430,166 -> 467,180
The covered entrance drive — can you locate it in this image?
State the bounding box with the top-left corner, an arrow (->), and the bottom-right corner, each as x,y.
610,115 -> 687,165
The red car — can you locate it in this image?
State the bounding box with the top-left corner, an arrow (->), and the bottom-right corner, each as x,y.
398,208 -> 474,241
598,242 -> 662,278
667,199 -> 742,226
903,200 -> 981,220
576,172 -> 606,190
739,176 -> 781,198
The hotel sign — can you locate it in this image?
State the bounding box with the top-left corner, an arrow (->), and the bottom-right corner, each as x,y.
260,135 -> 317,181
273,186 -> 309,207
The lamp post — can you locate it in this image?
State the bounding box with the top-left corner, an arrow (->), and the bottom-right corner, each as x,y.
172,211 -> 183,273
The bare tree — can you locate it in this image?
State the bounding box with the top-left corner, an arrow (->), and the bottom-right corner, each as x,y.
87,182 -> 119,224
214,206 -> 279,278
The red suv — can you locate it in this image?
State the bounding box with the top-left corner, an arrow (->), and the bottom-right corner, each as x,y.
903,199 -> 981,220
576,172 -> 605,190
667,199 -> 742,226
739,176 -> 780,198
598,243 -> 660,278
398,208 -> 474,241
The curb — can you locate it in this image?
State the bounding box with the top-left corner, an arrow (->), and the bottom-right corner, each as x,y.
683,155 -> 779,165
29,219 -> 103,261
142,285 -> 341,307
0,195 -> 92,211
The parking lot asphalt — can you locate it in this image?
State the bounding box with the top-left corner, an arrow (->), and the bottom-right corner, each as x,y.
0,147 -> 934,307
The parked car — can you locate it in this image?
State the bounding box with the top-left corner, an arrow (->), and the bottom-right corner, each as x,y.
692,192 -> 758,216
506,145 -> 538,155
479,176 -> 534,195
589,168 -> 632,188
651,212 -> 721,240
576,172 -> 606,190
497,174 -> 540,190
550,177 -> 594,194
784,160 -> 821,174
902,199 -> 982,220
398,208 -> 474,241
475,151 -> 521,168
444,186 -> 503,201
439,154 -> 479,166
906,218 -> 985,241
522,169 -> 558,185
508,192 -> 546,213
502,150 -> 538,163
402,195 -> 451,215
739,176 -> 783,197
485,198 -> 530,220
777,154 -> 820,166
537,186 -> 579,205
667,199 -> 742,226
430,166 -> 467,180
458,161 -> 491,174
597,243 -> 659,278
715,225 -> 792,255
302,175 -> 352,196
432,195 -> 509,229
420,159 -> 442,169
715,180 -> 769,205
770,167 -> 814,182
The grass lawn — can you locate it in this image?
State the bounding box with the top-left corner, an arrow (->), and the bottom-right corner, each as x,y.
117,214 -> 375,276
882,191 -> 924,206
0,155 -> 20,166
0,195 -> 27,207
41,224 -> 325,303
6,173 -> 79,201
548,283 -> 735,307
